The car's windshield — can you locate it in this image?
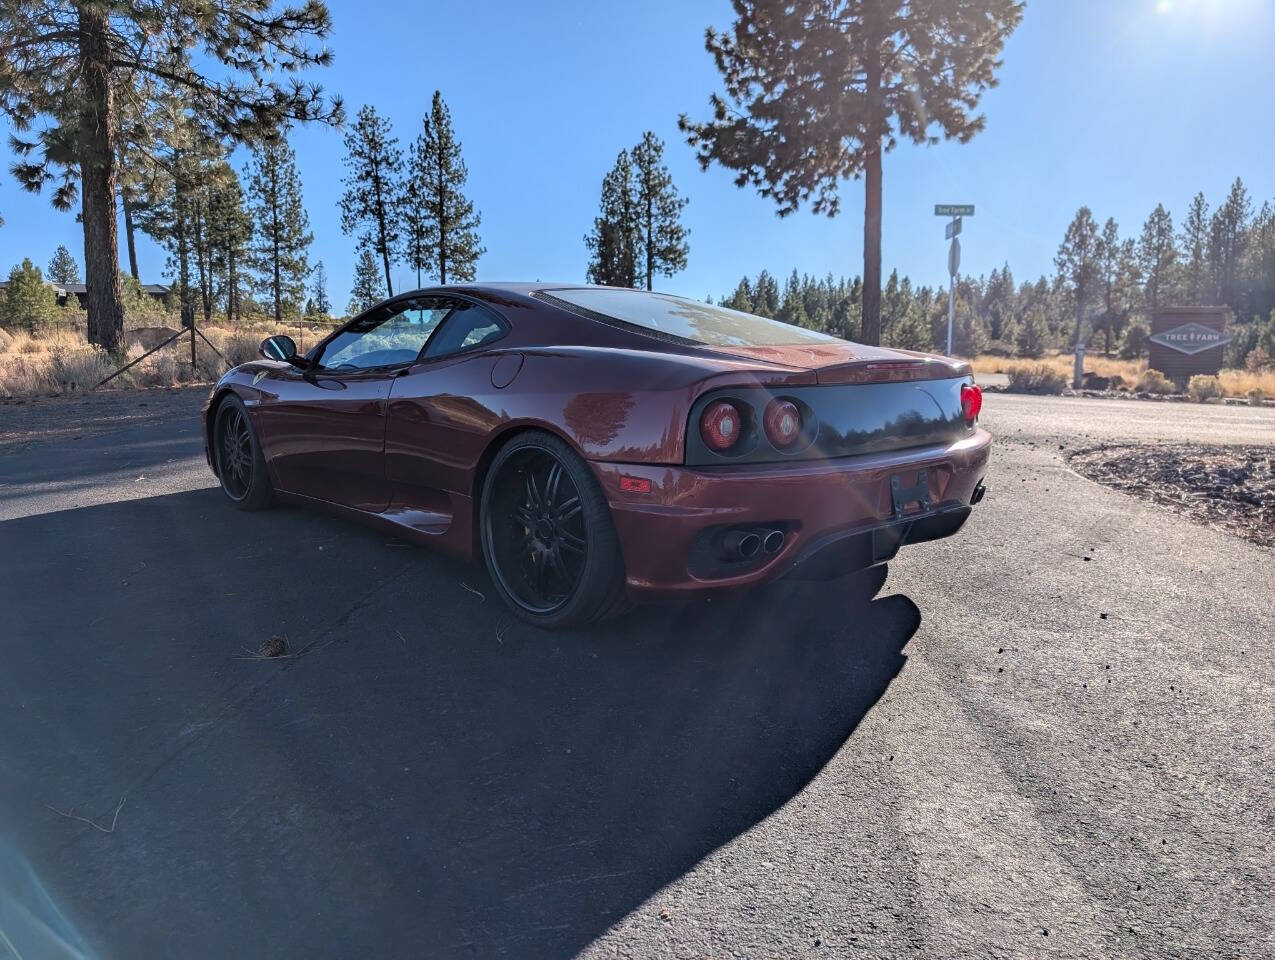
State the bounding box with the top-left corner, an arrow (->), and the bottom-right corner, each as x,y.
544,287 -> 843,348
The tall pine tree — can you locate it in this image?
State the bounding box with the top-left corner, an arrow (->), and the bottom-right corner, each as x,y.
406,91 -> 484,285
1056,207 -> 1100,385
630,132 -> 689,290
1180,192 -> 1210,305
0,1 -> 339,352
206,165 -> 253,323
341,105 -> 403,296
1138,203 -> 1179,313
1208,177 -> 1251,314
248,135 -> 313,325
585,150 -> 640,287
310,261 -> 332,316
680,0 -> 1023,346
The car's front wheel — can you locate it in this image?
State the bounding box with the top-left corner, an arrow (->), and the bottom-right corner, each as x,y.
213,394 -> 273,511
480,430 -> 629,629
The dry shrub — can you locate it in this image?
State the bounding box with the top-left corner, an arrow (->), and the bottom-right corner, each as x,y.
51,348 -> 113,392
1187,374 -> 1223,403
0,355 -> 55,396
0,327 -> 12,352
223,332 -> 261,367
1136,369 -> 1175,394
1005,363 -> 1068,394
973,352 -> 1146,383
1248,388 -> 1266,406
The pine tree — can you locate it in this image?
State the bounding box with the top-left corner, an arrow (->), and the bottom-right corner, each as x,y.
680,0 -> 1023,346
47,245 -> 79,285
1180,192 -> 1210,304
348,249 -> 385,314
407,91 -> 484,285
777,269 -> 810,327
585,150 -> 640,287
0,2 -> 339,353
630,132 -> 689,290
753,270 -> 780,317
1056,207 -> 1100,382
723,277 -> 754,312
341,105 -> 403,296
1016,305 -> 1048,359
310,261 -> 332,316
206,166 -> 252,323
248,135 -> 313,325
1,258 -> 58,332
1208,177 -> 1252,314
1138,204 -> 1179,313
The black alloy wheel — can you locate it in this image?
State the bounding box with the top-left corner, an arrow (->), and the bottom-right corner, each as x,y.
214,395 -> 272,511
481,431 -> 628,628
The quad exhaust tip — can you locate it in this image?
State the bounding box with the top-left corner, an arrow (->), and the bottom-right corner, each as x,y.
721,529 -> 762,561
719,527 -> 786,561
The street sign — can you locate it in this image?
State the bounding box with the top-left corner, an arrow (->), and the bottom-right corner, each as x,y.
945,217 -> 962,240
948,237 -> 961,277
935,204 -> 975,217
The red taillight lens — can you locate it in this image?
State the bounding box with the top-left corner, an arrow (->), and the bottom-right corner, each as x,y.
763,399 -> 801,448
960,384 -> 983,422
700,400 -> 742,451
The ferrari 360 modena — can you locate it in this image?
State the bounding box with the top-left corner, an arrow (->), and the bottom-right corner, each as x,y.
204,284 -> 990,627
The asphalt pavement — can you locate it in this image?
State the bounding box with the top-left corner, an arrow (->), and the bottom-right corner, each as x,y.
0,389 -> 1272,959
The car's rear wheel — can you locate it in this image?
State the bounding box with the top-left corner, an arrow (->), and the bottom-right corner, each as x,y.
214,395 -> 273,511
480,430 -> 629,629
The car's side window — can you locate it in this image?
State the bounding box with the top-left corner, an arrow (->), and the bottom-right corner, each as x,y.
423,301 -> 508,359
319,298 -> 451,371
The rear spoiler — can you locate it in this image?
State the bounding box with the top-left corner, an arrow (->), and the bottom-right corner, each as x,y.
816,358 -> 971,385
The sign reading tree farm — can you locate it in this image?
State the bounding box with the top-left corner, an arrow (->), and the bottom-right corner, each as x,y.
1148,306 -> 1231,386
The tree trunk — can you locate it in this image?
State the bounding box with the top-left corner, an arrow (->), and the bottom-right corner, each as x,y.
644,168 -> 654,291
120,181 -> 140,280
861,48 -> 883,347
861,143 -> 883,347
271,175 -> 282,326
77,4 -> 124,353
437,161 -> 447,285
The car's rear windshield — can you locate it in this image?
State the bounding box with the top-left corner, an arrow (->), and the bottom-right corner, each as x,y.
543,287 -> 842,347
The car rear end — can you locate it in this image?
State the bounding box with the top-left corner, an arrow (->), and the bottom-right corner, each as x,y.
593,359 -> 990,600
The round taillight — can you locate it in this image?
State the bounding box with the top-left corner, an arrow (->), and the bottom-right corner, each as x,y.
763,399 -> 802,448
700,400 -> 742,451
960,384 -> 983,422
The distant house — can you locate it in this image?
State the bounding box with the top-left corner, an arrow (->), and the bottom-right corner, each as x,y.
0,280 -> 171,308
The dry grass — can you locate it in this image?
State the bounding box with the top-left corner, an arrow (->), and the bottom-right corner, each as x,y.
972,351 -> 1147,382
1218,368 -> 1275,399
0,322 -> 297,397
973,351 -> 1275,398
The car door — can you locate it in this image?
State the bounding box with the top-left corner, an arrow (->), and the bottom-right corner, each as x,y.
384,299 -> 511,513
253,297 -> 452,511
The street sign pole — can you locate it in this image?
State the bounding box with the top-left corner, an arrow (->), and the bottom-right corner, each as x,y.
946,233 -> 961,356
935,206 -> 973,357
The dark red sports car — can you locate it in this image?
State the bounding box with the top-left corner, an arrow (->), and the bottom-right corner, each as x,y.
204,284 -> 990,627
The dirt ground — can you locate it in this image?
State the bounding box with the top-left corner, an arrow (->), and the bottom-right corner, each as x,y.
0,385 -> 208,453
1069,444 -> 1275,548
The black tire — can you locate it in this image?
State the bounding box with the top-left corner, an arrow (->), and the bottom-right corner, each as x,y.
213,394 -> 273,511
480,430 -> 630,629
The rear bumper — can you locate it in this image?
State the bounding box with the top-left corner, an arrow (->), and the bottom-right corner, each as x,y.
592,428 -> 991,601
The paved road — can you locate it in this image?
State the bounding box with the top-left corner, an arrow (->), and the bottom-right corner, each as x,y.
0,390 -> 1272,959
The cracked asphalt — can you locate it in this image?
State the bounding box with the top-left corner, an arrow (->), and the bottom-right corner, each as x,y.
0,389 -> 1272,959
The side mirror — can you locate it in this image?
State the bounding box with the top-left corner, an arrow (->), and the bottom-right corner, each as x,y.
259,335 -> 300,364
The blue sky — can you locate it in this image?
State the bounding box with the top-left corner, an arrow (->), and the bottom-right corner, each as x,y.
2,0 -> 1273,307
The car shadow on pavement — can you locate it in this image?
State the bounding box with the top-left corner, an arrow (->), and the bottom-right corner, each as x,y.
0,489 -> 920,959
